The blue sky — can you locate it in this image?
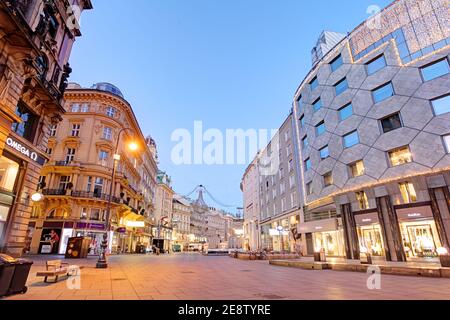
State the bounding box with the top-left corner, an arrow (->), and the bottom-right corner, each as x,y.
70,0 -> 392,213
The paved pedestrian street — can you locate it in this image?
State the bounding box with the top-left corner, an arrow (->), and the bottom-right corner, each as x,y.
4,254 -> 450,300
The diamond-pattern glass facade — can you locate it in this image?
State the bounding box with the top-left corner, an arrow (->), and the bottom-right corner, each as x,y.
350,0 -> 450,64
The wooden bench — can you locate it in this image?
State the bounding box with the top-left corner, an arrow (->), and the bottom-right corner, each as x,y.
36,260 -> 70,283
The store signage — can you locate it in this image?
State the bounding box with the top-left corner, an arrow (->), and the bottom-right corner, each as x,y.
269,229 -> 289,236
117,227 -> 126,233
75,222 -> 106,231
6,137 -> 46,165
126,221 -> 145,228
408,213 -> 422,218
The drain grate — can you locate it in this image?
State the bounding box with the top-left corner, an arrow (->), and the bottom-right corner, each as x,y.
240,270 -> 253,272
181,271 -> 195,274
112,278 -> 127,281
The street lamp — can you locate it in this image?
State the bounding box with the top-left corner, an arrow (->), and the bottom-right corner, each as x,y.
277,225 -> 284,254
96,128 -> 139,269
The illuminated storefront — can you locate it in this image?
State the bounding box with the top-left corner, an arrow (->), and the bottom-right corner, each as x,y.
355,212 -> 385,257
0,153 -> 20,249
260,214 -> 302,253
396,206 -> 442,259
300,218 -> 345,257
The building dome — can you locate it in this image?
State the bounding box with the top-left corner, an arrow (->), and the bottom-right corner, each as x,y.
91,82 -> 124,98
67,82 -> 82,90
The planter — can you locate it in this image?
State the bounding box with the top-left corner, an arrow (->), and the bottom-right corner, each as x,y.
440,255 -> 450,268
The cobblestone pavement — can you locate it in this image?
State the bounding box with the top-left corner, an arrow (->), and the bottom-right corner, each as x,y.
3,253 -> 450,300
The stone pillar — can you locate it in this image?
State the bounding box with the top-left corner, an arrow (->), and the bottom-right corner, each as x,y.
429,188 -> 450,250
382,196 -> 406,262
341,204 -> 359,259
375,197 -> 392,261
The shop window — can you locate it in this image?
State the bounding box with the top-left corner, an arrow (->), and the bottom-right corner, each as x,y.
334,78 -> 348,96
366,55 -> 387,75
71,124 -> 81,137
388,146 -> 412,166
343,130 -> 359,148
356,191 -> 369,210
323,172 -> 333,187
381,113 -> 402,133
330,54 -> 343,72
349,160 -> 365,177
399,182 -> 417,204
372,82 -> 394,103
313,98 -> 322,112
0,157 -> 19,193
11,102 -> 38,143
320,146 -> 329,159
339,103 -> 353,121
59,176 -> 71,190
420,59 -> 450,82
431,95 -> 450,116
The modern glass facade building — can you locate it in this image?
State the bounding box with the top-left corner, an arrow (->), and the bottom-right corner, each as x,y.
292,0 -> 450,262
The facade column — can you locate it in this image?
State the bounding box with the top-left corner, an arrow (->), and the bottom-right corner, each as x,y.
376,197 -> 392,261
340,204 -> 353,259
429,188 -> 450,250
72,173 -> 79,191
383,196 -> 406,262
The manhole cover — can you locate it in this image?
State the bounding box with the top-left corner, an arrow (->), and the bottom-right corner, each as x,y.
255,293 -> 286,300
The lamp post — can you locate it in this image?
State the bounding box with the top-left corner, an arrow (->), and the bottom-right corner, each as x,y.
96,128 -> 138,269
277,225 -> 284,254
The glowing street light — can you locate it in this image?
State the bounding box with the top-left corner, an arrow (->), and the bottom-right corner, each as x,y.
31,192 -> 44,202
97,128 -> 139,269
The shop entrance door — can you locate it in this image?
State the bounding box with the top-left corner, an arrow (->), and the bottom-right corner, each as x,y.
406,224 -> 438,258
357,225 -> 384,256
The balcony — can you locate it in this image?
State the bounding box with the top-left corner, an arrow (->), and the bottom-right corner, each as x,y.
54,161 -> 79,167
42,189 -> 121,204
304,210 -> 338,223
71,191 -> 121,204
43,189 -> 67,196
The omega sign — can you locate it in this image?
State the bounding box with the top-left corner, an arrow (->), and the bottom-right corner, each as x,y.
6,137 -> 45,165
